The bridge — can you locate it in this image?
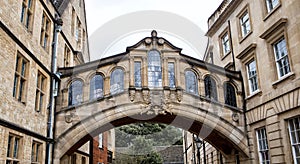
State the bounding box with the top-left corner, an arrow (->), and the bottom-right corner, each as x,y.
54,31 -> 249,163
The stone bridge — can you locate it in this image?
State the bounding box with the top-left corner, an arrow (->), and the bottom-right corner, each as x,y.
54,31 -> 249,163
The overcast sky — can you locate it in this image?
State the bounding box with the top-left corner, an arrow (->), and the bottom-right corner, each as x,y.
85,0 -> 223,60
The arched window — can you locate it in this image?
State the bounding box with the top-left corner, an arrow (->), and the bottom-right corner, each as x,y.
148,50 -> 162,88
185,71 -> 198,94
68,80 -> 83,106
110,68 -> 124,95
204,76 -> 218,101
224,82 -> 237,107
90,75 -> 103,100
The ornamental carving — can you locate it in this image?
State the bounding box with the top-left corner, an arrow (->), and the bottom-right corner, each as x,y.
140,90 -> 173,115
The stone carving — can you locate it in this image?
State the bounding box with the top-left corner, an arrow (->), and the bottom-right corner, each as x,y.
140,90 -> 173,115
65,111 -> 75,123
232,113 -> 239,122
176,88 -> 183,102
129,88 -> 136,102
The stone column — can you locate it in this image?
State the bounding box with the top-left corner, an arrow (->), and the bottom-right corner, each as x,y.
142,56 -> 148,87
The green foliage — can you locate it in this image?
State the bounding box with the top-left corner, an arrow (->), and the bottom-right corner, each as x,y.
119,123 -> 166,135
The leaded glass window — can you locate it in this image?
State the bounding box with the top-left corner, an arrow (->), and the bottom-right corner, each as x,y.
224,83 -> 237,107
148,50 -> 162,88
204,76 -> 218,101
185,71 -> 198,94
134,61 -> 142,87
168,63 -> 175,88
90,75 -> 103,100
110,69 -> 124,95
68,80 -> 83,106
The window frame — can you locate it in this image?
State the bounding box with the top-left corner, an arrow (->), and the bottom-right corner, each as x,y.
13,52 -> 29,103
40,12 -> 51,52
237,5 -> 252,41
35,71 -> 46,112
223,82 -> 237,107
147,50 -> 162,88
185,70 -> 198,95
89,74 -> 104,100
204,76 -> 218,101
68,80 -> 83,106
31,141 -> 42,164
64,45 -> 71,67
246,59 -> 259,95
134,61 -> 142,88
256,127 -> 271,164
219,28 -> 231,58
272,37 -> 291,79
20,0 -> 35,30
288,116 -> 300,164
168,62 -> 176,88
265,0 -> 280,13
110,68 -> 124,95
6,134 -> 22,164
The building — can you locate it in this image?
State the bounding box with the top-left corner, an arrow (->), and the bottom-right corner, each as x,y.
194,0 -> 300,163
1,0 -> 299,164
92,130 -> 115,164
0,0 -> 90,163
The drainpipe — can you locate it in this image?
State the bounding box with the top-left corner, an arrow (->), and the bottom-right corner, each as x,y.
227,20 -> 236,71
46,14 -> 63,164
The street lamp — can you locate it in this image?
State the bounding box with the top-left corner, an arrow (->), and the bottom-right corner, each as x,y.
194,136 -> 202,164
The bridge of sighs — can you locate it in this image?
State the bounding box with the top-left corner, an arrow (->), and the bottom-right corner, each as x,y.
54,31 -> 249,163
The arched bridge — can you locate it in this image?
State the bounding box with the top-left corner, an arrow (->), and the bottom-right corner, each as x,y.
54,31 -> 249,163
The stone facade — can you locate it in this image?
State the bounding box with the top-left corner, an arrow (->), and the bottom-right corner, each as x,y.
201,0 -> 300,163
0,0 -> 89,163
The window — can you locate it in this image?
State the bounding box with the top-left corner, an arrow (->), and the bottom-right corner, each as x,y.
98,133 -> 103,149
110,69 -> 124,95
6,134 -> 22,164
20,0 -> 34,30
71,154 -> 77,164
266,0 -> 279,13
90,75 -> 103,100
239,10 -> 251,38
288,117 -> 300,164
185,71 -> 198,95
246,60 -> 259,94
71,8 -> 75,35
31,141 -> 41,164
221,32 -> 230,56
223,83 -> 237,107
75,17 -> 81,42
273,37 -> 290,78
64,45 -> 71,67
148,50 -> 162,88
13,53 -> 28,103
256,127 -> 270,164
40,12 -> 51,51
68,80 -> 83,106
204,76 -> 218,101
134,61 -> 142,87
81,157 -> 86,164
168,62 -> 175,88
35,72 -> 46,112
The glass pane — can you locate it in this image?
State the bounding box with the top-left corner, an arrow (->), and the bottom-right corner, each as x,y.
90,75 -> 103,100
148,50 -> 162,88
134,62 -> 142,87
7,136 -> 12,157
69,80 -> 83,106
110,69 -> 124,95
13,138 -> 19,158
168,63 -> 175,88
185,71 -> 197,94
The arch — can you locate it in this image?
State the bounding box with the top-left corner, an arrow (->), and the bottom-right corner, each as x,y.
204,75 -> 218,101
148,49 -> 162,88
89,74 -> 104,100
68,80 -> 83,106
54,100 -> 249,162
185,70 -> 198,95
223,82 -> 237,107
110,68 -> 124,95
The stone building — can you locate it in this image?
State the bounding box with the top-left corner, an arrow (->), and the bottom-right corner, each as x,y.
0,0 -> 89,163
191,0 -> 300,163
